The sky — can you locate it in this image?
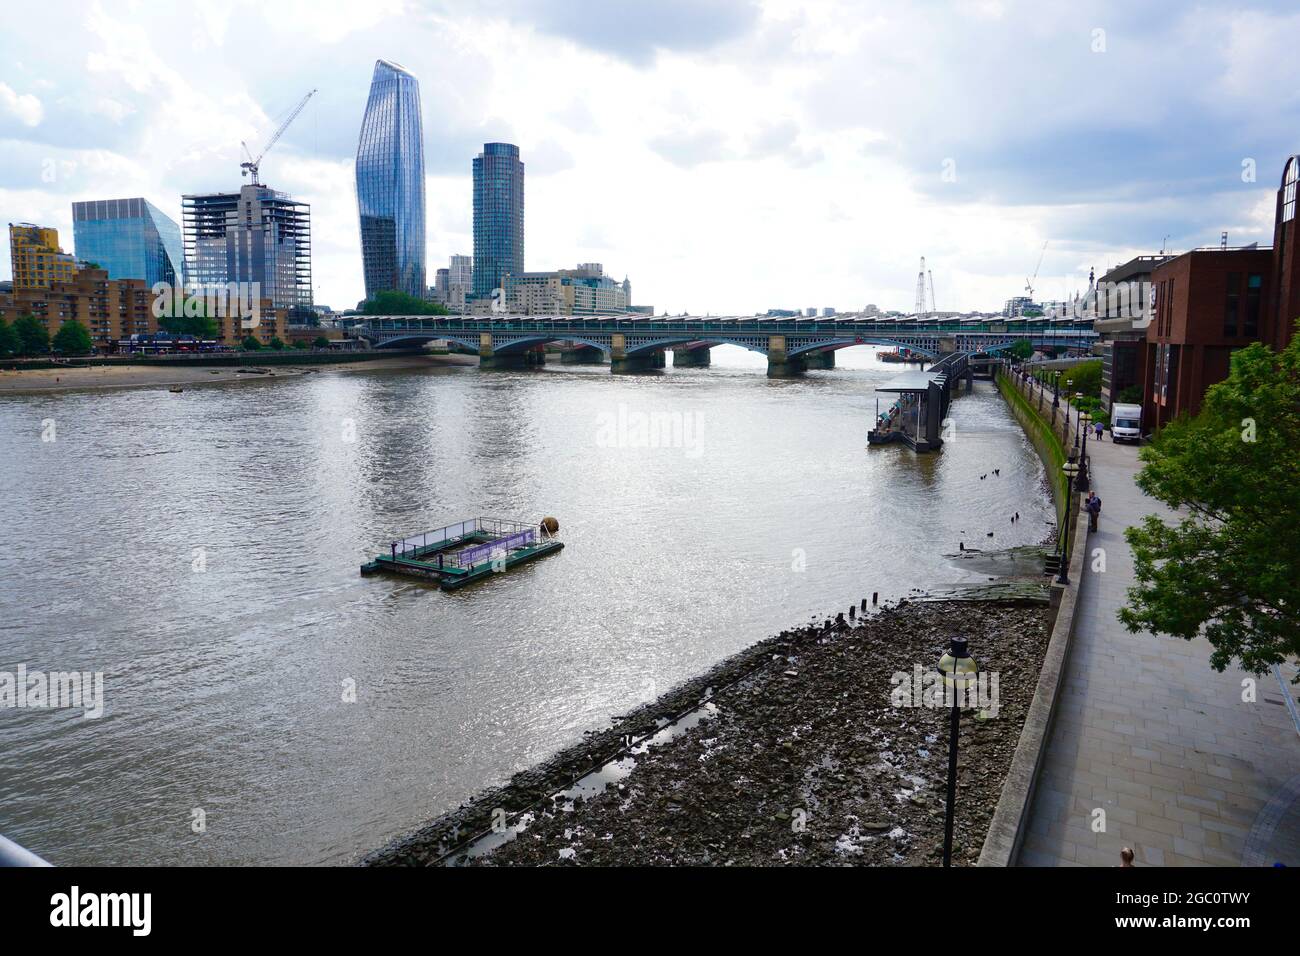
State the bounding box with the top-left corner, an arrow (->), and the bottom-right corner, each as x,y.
1,0 -> 1298,315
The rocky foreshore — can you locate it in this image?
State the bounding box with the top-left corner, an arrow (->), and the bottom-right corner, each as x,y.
364,594 -> 1052,867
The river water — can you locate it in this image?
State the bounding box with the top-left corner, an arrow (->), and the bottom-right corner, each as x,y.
0,347 -> 1054,865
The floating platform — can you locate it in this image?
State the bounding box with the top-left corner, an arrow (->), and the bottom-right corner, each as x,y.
361,517 -> 563,589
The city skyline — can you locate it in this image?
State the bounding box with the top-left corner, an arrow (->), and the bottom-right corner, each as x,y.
0,2 -> 1297,314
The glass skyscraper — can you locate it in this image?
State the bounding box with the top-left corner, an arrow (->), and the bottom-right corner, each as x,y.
472,143 -> 524,300
356,59 -> 426,301
72,198 -> 185,287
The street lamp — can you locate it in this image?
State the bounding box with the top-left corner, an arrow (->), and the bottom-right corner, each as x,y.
1078,412 -> 1091,490
1057,454 -> 1080,585
938,635 -> 978,868
1052,370 -> 1061,408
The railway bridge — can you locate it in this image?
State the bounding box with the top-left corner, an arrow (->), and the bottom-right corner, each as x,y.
355,314 -> 1096,377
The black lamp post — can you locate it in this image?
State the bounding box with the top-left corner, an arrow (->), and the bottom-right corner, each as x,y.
1078,412 -> 1091,490
1057,455 -> 1080,585
938,635 -> 978,868
1052,370 -> 1060,408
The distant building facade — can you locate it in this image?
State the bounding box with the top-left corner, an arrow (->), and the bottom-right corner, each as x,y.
356,60 -> 426,301
182,184 -> 313,321
1095,255 -> 1170,410
472,143 -> 524,300
72,197 -> 185,288
504,263 -> 630,314
8,223 -> 78,290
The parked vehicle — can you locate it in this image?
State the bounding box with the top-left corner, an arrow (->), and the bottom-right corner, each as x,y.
1110,403 -> 1143,443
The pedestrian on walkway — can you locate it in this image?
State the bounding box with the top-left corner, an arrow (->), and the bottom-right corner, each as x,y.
1086,491 -> 1102,532
1094,419 -> 1104,442
1120,847 -> 1135,867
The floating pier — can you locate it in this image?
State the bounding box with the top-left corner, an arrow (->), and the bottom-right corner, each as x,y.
360,517 -> 562,589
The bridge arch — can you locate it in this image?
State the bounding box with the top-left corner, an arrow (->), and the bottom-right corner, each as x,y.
623,337 -> 770,357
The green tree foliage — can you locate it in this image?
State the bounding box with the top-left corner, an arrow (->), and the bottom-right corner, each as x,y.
1061,359 -> 1102,398
1119,335 -> 1300,674
51,320 -> 93,356
0,318 -> 19,357
160,314 -> 218,340
313,335 -> 331,349
1006,339 -> 1034,361
12,314 -> 49,357
241,335 -> 263,351
269,336 -> 286,351
358,290 -> 449,316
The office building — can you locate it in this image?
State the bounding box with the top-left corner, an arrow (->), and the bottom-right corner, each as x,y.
472,143 -> 524,300
182,184 -> 312,321
356,59 -> 426,300
504,263 -> 630,314
8,223 -> 79,290
1140,154 -> 1300,429
1094,255 -> 1169,410
71,197 -> 185,288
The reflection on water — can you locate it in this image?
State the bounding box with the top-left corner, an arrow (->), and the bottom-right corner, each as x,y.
0,347 -> 1053,865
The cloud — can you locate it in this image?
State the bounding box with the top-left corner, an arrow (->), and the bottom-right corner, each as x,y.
463,0 -> 761,65
0,82 -> 43,127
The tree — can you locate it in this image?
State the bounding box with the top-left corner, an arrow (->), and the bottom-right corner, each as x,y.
292,340 -> 310,349
269,336 -> 286,351
0,318 -> 18,357
12,314 -> 49,357
313,335 -> 331,349
51,320 -> 93,356
358,290 -> 450,316
1119,333 -> 1300,675
1006,339 -> 1034,361
160,313 -> 218,340
242,335 -> 263,351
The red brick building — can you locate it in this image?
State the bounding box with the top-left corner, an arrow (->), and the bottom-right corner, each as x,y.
1142,155 -> 1300,430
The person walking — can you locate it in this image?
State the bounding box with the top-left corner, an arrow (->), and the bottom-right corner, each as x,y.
1085,491 -> 1101,532
1094,419 -> 1104,442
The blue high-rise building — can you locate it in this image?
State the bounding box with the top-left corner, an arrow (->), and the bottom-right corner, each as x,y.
356,59 -> 426,300
72,197 -> 185,287
472,143 -> 524,301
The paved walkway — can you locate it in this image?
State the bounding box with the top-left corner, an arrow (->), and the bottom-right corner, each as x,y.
1018,388 -> 1300,867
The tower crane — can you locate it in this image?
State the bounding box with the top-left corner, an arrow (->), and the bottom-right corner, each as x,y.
240,89 -> 317,186
1025,240 -> 1048,298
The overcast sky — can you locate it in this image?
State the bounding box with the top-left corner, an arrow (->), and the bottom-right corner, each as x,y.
2,0 -> 1297,314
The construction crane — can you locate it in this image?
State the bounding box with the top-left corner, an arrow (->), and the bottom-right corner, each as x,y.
1025,240 -> 1048,298
914,256 -> 928,317
240,89 -> 317,186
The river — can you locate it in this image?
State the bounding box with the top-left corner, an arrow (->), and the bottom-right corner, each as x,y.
0,346 -> 1054,864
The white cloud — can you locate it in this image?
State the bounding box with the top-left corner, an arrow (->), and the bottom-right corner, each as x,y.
0,82 -> 43,127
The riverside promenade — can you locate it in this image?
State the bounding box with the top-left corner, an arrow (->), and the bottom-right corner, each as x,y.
1019,392 -> 1300,866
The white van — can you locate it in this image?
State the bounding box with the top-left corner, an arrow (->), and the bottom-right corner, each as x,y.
1110,403 -> 1143,443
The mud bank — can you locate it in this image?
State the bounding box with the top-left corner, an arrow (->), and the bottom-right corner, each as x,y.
365,596 -> 1051,867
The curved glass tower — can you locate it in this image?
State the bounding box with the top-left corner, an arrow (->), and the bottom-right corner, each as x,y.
356,60 -> 426,300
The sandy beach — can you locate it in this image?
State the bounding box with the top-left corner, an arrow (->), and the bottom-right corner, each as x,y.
0,353 -> 476,395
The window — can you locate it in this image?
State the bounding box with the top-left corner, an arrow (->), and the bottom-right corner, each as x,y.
1245,274 -> 1262,337
1224,272 -> 1240,336
1284,157 -> 1298,223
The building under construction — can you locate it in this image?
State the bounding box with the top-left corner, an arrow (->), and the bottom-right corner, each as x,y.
182,185 -> 313,322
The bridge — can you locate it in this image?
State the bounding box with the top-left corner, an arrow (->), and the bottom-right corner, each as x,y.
353,313 -> 1096,377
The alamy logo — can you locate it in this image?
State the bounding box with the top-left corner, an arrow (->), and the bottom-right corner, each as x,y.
50,886 -> 151,936
595,404 -> 705,458
890,663 -> 999,716
152,281 -> 261,329
0,665 -> 104,719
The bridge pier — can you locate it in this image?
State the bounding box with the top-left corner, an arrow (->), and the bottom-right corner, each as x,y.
671,346 -> 712,367
610,333 -> 664,373
766,335 -> 805,378
479,333 -> 547,369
